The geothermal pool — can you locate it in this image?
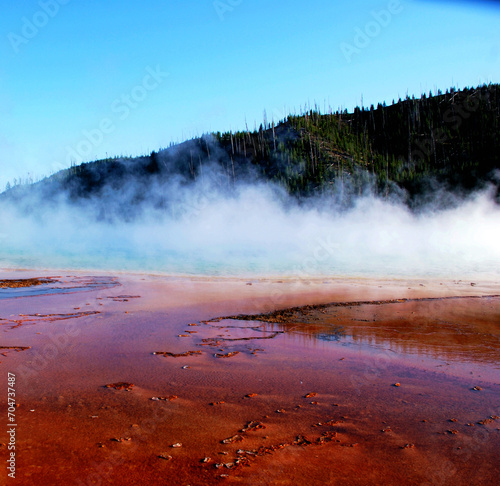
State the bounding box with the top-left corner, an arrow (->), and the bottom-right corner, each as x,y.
1,188 -> 500,279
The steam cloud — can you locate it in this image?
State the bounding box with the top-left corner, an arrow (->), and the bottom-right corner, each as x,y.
1,151 -> 499,280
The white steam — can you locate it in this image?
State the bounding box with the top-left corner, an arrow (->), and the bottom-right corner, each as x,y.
0,166 -> 499,279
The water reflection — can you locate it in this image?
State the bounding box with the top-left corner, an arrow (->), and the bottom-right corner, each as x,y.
315,328 -> 346,342
215,296 -> 500,368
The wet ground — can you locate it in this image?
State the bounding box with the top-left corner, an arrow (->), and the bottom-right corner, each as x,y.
0,272 -> 499,485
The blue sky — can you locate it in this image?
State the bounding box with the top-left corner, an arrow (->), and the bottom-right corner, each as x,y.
1,0 -> 499,190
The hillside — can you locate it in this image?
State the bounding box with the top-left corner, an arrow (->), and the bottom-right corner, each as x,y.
3,83 -> 499,217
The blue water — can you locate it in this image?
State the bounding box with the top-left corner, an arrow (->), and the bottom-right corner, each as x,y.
1,238 -> 498,279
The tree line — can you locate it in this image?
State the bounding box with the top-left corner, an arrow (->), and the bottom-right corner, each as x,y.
4,83 -> 499,208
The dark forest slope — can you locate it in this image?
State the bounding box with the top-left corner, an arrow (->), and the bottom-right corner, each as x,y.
3,84 -> 499,216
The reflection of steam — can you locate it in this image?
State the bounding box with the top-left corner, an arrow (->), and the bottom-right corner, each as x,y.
0,156 -> 499,278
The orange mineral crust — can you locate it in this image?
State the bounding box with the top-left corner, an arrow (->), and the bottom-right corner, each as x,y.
0,272 -> 499,485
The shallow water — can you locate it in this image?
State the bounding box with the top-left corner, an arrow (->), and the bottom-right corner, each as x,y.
0,275 -> 119,300
204,294 -> 500,382
0,273 -> 498,485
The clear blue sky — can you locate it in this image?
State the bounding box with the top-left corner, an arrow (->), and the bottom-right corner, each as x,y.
1,0 -> 499,189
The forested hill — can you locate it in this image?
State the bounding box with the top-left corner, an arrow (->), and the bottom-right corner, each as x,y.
3,84 -> 499,213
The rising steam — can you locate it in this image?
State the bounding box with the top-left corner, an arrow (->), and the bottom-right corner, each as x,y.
0,151 -> 499,280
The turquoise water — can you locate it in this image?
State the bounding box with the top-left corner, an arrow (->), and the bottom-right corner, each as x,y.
1,236 -> 498,279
